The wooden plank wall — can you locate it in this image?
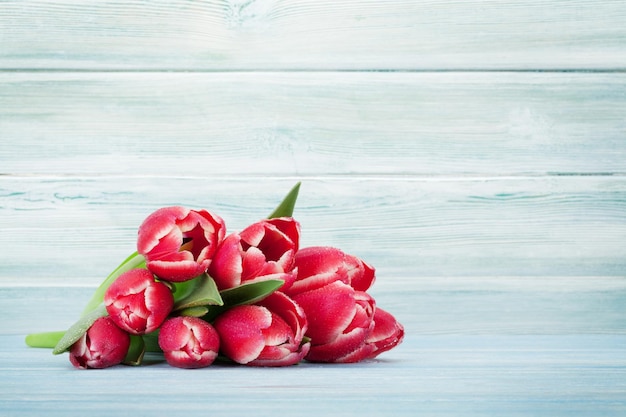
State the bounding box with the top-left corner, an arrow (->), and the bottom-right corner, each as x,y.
1,1 -> 625,415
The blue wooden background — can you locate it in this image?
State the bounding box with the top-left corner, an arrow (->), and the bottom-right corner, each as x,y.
1,1 -> 625,416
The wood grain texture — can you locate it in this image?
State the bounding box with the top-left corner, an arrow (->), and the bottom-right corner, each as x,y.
1,176 -> 624,285
2,283 -> 625,416
2,1 -> 626,414
2,0 -> 626,70
2,71 -> 625,176
2,333 -> 624,417
5,277 -> 626,338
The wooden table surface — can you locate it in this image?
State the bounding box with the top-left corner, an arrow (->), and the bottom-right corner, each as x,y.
1,1 -> 625,416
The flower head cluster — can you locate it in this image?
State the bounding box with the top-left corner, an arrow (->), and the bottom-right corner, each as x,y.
50,185 -> 403,369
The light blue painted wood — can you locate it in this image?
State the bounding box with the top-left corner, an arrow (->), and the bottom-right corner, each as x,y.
2,334 -> 626,416
1,0 -> 625,70
2,0 -> 626,415
1,72 -> 625,177
6,277 -> 626,339
2,284 -> 625,416
0,177 -> 624,285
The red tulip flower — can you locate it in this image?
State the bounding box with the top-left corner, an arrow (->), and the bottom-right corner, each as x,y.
137,206 -> 226,282
285,246 -> 403,363
208,217 -> 300,291
362,307 -> 405,360
104,268 -> 174,335
213,291 -> 310,366
158,316 -> 220,369
287,246 -> 375,295
69,317 -> 130,369
290,280 -> 376,363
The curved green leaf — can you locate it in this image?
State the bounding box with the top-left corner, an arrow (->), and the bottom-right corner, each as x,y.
25,331 -> 66,349
142,331 -> 162,353
178,306 -> 210,317
220,279 -> 284,307
53,305 -> 108,355
268,182 -> 301,219
173,273 -> 223,311
123,335 -> 146,366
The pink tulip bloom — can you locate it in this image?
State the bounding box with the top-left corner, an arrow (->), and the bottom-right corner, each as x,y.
69,317 -> 130,369
104,268 -> 174,335
362,307 -> 405,359
213,292 -> 310,366
284,246 -> 402,362
137,206 -> 226,282
158,316 -> 220,369
208,217 -> 300,291
287,246 -> 375,295
327,306 -> 405,363
290,280 -> 376,363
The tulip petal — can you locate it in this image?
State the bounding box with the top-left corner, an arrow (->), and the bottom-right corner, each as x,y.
241,246 -> 268,280
261,312 -> 293,347
258,291 -> 308,342
104,269 -> 174,334
209,233 -> 244,289
330,341 -> 376,364
69,317 -> 130,369
287,247 -> 351,295
137,206 -> 226,282
266,217 -> 300,253
147,259 -> 205,283
346,255 -> 376,292
363,308 -> 405,359
249,343 -> 310,367
214,305 -> 272,364
137,206 -> 189,255
239,222 -> 265,247
292,281 -> 356,345
292,246 -> 346,280
158,317 -> 220,368
305,326 -> 371,363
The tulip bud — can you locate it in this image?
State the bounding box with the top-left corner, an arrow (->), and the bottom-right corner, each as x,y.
137,206 -> 226,282
158,316 -> 220,369
287,246 -> 375,295
69,317 -> 130,369
213,292 -> 309,366
104,268 -> 174,335
291,281 -> 376,363
208,218 -> 300,291
362,307 -> 405,360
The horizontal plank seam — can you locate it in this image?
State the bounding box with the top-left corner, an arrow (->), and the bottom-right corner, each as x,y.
1,173 -> 624,180
1,68 -> 626,74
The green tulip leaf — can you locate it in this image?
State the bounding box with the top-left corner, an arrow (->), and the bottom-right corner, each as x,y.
52,305 -> 108,355
142,331 -> 162,353
123,335 -> 146,366
173,273 -> 223,311
178,306 -> 210,317
202,280 -> 284,322
268,182 -> 301,219
25,331 -> 66,349
220,279 -> 284,307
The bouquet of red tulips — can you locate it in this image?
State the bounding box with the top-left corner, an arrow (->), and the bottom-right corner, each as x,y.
26,183 -> 404,369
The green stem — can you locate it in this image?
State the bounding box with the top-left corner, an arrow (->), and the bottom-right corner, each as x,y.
80,251 -> 146,316
25,331 -> 66,348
